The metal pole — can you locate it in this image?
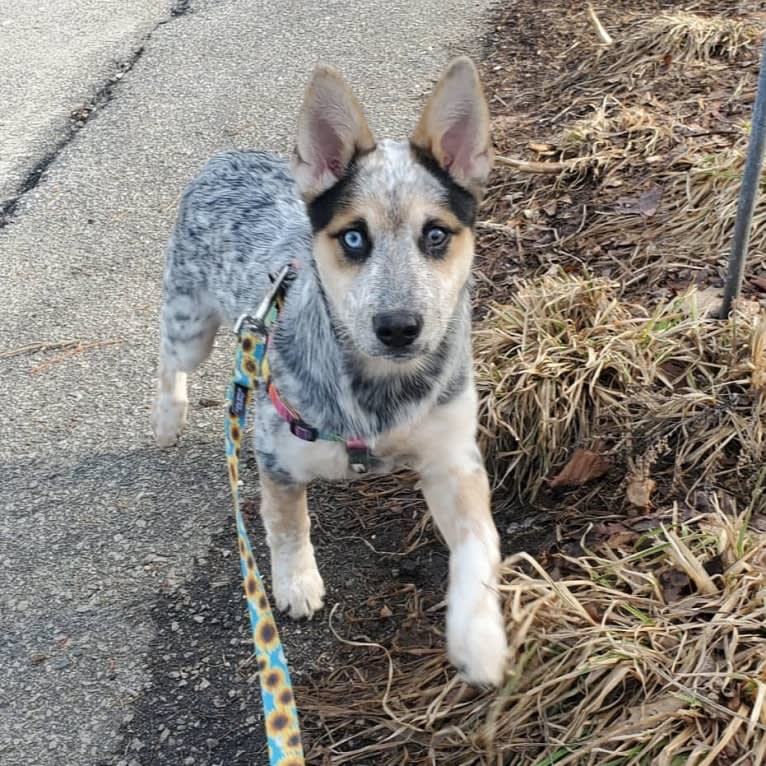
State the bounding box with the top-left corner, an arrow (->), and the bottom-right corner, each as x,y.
720,35 -> 766,319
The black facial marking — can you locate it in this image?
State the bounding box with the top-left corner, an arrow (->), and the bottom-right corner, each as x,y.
307,166 -> 358,232
345,329 -> 453,430
409,143 -> 477,227
306,146 -> 375,232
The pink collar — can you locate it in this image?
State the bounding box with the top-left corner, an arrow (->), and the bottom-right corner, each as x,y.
266,378 -> 371,473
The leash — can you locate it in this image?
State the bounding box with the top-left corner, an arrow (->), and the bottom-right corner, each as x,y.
226,264 -> 305,766
225,262 -> 376,763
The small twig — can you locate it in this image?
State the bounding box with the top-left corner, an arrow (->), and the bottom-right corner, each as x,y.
680,129 -> 742,138
0,339 -> 82,361
495,155 -> 575,174
30,338 -> 122,374
587,3 -> 614,46
478,220 -> 518,234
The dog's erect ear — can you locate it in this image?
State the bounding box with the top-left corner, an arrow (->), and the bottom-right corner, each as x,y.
291,65 -> 375,201
411,57 -> 492,198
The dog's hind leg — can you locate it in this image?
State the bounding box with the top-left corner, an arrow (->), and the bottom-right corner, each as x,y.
152,287 -> 220,447
257,472 -> 325,619
412,389 -> 508,687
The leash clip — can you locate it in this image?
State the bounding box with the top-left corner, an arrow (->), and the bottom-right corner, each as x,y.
233,264 -> 292,337
233,313 -> 265,337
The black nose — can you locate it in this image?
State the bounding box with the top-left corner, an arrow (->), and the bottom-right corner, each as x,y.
372,311 -> 423,349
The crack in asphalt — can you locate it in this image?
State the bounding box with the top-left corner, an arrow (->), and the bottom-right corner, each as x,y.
0,0 -> 195,229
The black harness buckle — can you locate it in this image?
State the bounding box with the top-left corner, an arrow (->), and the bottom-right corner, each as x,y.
347,445 -> 372,474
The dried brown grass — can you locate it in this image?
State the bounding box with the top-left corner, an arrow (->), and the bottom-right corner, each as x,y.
571,11 -> 760,92
476,6 -> 763,291
576,143 -> 766,286
559,99 -> 669,162
475,274 -> 766,503
300,505 -> 766,765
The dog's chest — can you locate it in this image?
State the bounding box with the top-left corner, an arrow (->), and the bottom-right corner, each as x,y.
268,422 -> 415,484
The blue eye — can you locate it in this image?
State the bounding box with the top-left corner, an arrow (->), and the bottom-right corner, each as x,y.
425,225 -> 449,247
342,229 -> 366,250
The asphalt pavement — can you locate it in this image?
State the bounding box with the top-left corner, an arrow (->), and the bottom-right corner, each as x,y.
0,0 -> 176,207
0,1 -> 490,764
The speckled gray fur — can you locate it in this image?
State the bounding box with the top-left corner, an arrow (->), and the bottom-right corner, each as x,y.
158,148 -> 472,481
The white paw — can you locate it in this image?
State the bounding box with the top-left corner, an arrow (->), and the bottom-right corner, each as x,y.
151,395 -> 188,447
447,594 -> 507,687
272,548 -> 325,619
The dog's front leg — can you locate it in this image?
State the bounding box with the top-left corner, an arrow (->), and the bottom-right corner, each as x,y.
258,473 -> 325,619
413,392 -> 507,686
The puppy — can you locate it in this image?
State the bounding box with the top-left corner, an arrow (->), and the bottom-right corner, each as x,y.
152,57 -> 507,685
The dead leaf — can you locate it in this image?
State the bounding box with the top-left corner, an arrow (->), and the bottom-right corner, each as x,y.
607,527 -> 639,548
624,693 -> 685,728
749,276 -> 766,292
529,141 -> 554,154
549,448 -> 609,488
660,568 -> 692,602
626,476 -> 656,511
638,185 -> 663,217
691,286 -> 723,316
379,605 -> 393,618
542,200 -> 558,217
659,360 -> 688,387
612,185 -> 663,217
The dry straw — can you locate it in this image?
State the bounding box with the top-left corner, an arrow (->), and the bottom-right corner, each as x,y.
570,11 -> 760,92
480,11 -> 764,285
578,143 -> 766,283
300,505 -> 766,765
474,274 -> 766,503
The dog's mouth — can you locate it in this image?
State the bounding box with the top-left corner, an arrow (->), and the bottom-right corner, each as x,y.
370,340 -> 427,361
386,346 -> 423,362
358,342 -> 429,373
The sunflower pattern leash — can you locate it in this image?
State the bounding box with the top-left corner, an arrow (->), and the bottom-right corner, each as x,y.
225,264 -> 304,766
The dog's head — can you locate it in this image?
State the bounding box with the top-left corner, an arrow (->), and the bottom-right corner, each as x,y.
291,57 -> 492,371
